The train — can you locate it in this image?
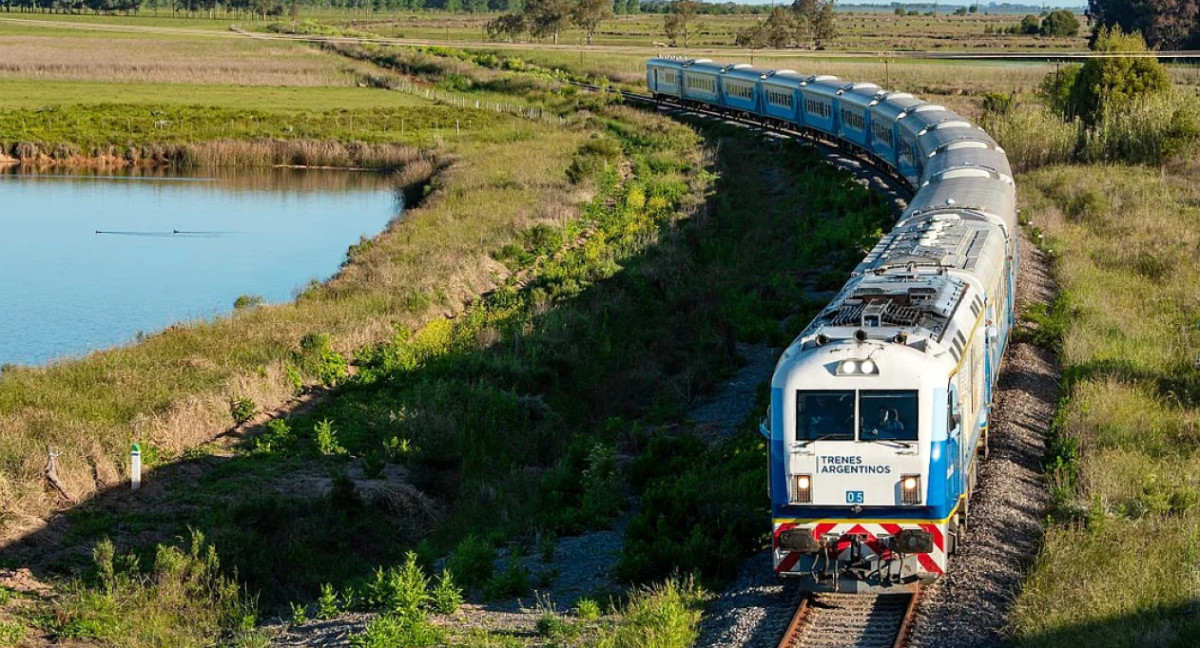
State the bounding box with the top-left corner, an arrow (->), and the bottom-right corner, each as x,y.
645,57 -> 1017,592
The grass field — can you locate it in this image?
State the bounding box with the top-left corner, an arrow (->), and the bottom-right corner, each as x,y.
1004,165 -> 1200,648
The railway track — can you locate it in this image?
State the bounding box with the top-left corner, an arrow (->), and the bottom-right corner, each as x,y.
776,590 -> 921,648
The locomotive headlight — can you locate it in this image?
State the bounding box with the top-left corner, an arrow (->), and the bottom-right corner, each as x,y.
792,474 -> 813,503
837,359 -> 878,376
901,474 -> 922,505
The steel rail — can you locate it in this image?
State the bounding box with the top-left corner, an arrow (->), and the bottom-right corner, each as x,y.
776,588 -> 922,648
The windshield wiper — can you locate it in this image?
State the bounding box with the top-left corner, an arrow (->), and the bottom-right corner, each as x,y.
796,433 -> 852,447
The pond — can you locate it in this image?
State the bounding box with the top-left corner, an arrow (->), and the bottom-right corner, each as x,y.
0,168 -> 402,366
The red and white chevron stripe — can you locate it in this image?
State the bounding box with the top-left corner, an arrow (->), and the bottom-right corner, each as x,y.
772,520 -> 947,577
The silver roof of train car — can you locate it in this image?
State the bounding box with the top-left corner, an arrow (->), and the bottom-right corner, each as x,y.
906,172 -> 1017,233
721,64 -> 761,82
647,57 -> 712,68
684,61 -> 726,76
838,83 -> 883,109
869,92 -> 923,120
801,76 -> 844,97
759,69 -> 805,89
924,142 -> 1013,181
918,122 -> 994,158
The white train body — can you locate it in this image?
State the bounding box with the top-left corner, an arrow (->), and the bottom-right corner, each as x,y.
645,57 -> 1018,591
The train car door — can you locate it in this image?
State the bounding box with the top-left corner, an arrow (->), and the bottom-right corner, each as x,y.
946,384 -> 963,500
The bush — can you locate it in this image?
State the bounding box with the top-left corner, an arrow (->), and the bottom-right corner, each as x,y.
295,332 -> 349,387
350,613 -> 443,648
1019,14 -> 1040,34
1067,27 -> 1170,125
593,577 -> 706,648
482,558 -> 530,600
1040,9 -> 1080,37
55,531 -> 260,648
229,397 -> 256,425
446,535 -> 496,590
313,419 -> 345,456
233,294 -> 264,310
316,583 -> 340,620
430,570 -> 463,614
576,598 -> 602,621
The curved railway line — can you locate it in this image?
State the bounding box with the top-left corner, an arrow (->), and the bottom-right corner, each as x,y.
584,83 -> 935,648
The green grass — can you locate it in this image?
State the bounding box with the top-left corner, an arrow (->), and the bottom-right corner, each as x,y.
0,79 -> 429,111
1008,165 -> 1200,647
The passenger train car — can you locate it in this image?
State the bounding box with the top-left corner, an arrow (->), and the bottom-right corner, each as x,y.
646,57 -> 1018,592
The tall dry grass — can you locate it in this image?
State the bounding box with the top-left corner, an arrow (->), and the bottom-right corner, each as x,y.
0,35 -> 352,86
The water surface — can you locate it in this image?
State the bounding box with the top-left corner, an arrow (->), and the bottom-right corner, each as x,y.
0,168 -> 401,366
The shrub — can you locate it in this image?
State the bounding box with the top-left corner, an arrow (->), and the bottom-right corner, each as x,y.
289,602 -> 309,625
430,570 -> 463,614
1040,9 -> 1080,37
55,531 -> 258,648
295,332 -> 349,387
388,552 -> 430,620
253,418 -> 293,453
446,535 -> 496,590
576,597 -> 602,621
350,613 -> 443,648
1067,27 -> 1170,124
1019,14 -> 1040,34
483,558 -> 530,600
316,583 -> 340,620
229,397 -> 257,425
593,577 -> 706,648
313,419 -> 345,456
981,92 -> 1015,116
1040,64 -> 1082,117
233,294 -> 264,310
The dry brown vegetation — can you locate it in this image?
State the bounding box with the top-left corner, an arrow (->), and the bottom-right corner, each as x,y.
0,35 -> 355,86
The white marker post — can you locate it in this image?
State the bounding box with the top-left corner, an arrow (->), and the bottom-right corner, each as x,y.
131,443 -> 142,491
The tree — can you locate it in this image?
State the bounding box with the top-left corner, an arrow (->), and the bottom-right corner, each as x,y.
1019,13 -> 1041,33
811,0 -> 836,45
524,0 -> 571,43
1067,26 -> 1171,123
736,6 -> 797,48
571,0 -> 612,44
1040,9 -> 1080,36
486,11 -> 528,39
1089,0 -> 1200,49
663,0 -> 698,46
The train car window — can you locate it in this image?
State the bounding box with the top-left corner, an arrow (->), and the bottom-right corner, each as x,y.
796,391 -> 855,441
859,390 -> 919,441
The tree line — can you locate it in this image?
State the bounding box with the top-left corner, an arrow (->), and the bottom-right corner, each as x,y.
0,0 -> 783,17
1089,0 -> 1200,49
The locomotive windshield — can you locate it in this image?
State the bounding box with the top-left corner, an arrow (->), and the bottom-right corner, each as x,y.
795,390 -> 918,442
796,391 -> 856,441
860,390 -> 919,442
